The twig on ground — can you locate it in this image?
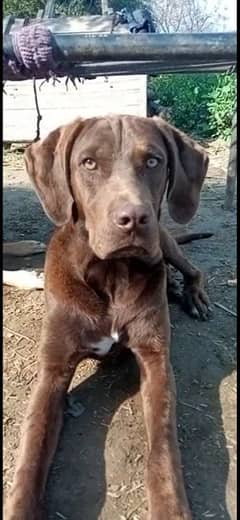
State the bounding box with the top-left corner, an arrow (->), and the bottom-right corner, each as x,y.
55,513 -> 68,520
22,359 -> 37,374
3,325 -> 36,343
126,499 -> 147,519
213,302 -> 237,317
179,400 -> 202,412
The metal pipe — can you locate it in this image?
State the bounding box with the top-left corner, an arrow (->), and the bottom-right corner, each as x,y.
3,31 -> 236,81
3,58 -> 236,81
3,59 -> 235,82
71,60 -> 235,76
55,32 -> 236,63
3,32 -> 236,65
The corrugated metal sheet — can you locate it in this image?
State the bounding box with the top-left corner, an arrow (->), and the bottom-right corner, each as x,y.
3,75 -> 147,141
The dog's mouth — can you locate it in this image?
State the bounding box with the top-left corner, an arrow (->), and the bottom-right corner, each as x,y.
104,243 -> 162,265
90,226 -> 161,263
107,245 -> 149,259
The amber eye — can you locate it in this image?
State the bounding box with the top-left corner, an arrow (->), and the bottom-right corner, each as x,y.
146,157 -> 159,168
83,158 -> 97,170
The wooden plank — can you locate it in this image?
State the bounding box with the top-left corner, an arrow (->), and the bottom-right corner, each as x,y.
9,15 -> 129,34
3,75 -> 147,141
224,109 -> 237,210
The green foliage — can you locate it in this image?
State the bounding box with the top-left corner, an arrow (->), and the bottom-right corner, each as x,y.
3,0 -> 45,17
206,74 -> 237,139
148,72 -> 236,140
3,0 -> 100,17
3,0 -> 141,17
110,0 -> 142,11
54,0 -> 106,16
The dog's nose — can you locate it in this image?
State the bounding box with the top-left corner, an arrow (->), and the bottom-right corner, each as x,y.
114,204 -> 150,232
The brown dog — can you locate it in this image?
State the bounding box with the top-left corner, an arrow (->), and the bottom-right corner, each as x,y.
5,115 -> 211,520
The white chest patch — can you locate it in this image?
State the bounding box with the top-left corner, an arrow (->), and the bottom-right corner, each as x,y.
90,332 -> 119,356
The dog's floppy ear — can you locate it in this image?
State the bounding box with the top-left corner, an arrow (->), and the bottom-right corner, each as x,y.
24,118 -> 84,226
153,117 -> 209,224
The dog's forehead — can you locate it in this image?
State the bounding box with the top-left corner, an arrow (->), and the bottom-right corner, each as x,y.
74,115 -> 164,151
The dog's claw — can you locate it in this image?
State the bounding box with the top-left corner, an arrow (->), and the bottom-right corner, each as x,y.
182,285 -> 212,321
190,306 -> 200,319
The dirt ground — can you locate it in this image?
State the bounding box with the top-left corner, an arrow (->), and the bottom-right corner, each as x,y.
3,140 -> 236,520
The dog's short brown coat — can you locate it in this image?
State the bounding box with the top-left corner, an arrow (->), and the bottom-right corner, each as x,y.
6,115 -> 211,520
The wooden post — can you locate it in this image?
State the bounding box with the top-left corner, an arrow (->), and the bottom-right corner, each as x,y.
101,0 -> 109,15
224,108 -> 237,210
43,0 -> 56,18
3,15 -> 14,35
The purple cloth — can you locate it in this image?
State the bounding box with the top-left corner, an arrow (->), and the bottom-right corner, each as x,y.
4,24 -> 59,80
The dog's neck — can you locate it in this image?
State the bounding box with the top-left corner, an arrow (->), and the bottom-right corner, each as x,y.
60,222 -> 164,305
45,222 -> 166,332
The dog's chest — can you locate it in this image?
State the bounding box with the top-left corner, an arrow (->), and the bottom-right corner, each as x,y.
89,331 -> 119,356
85,259 -> 158,358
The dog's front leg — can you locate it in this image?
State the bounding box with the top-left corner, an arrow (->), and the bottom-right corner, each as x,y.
5,313 -> 84,520
128,313 -> 191,520
160,225 -> 211,319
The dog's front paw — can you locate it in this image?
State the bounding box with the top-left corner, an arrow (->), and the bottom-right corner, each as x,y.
182,273 -> 212,321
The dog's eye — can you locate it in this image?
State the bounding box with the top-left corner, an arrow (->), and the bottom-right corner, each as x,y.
146,157 -> 159,168
83,158 -> 97,170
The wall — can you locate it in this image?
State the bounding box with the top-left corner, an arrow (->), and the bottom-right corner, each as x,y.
3,75 -> 147,141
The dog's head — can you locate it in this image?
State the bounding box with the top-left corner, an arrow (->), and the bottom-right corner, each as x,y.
24,115 -> 208,261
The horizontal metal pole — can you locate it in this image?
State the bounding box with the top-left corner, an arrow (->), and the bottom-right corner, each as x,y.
56,32 -> 236,63
71,60 -> 235,76
3,60 -> 236,82
3,31 -> 236,81
3,32 -> 236,64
